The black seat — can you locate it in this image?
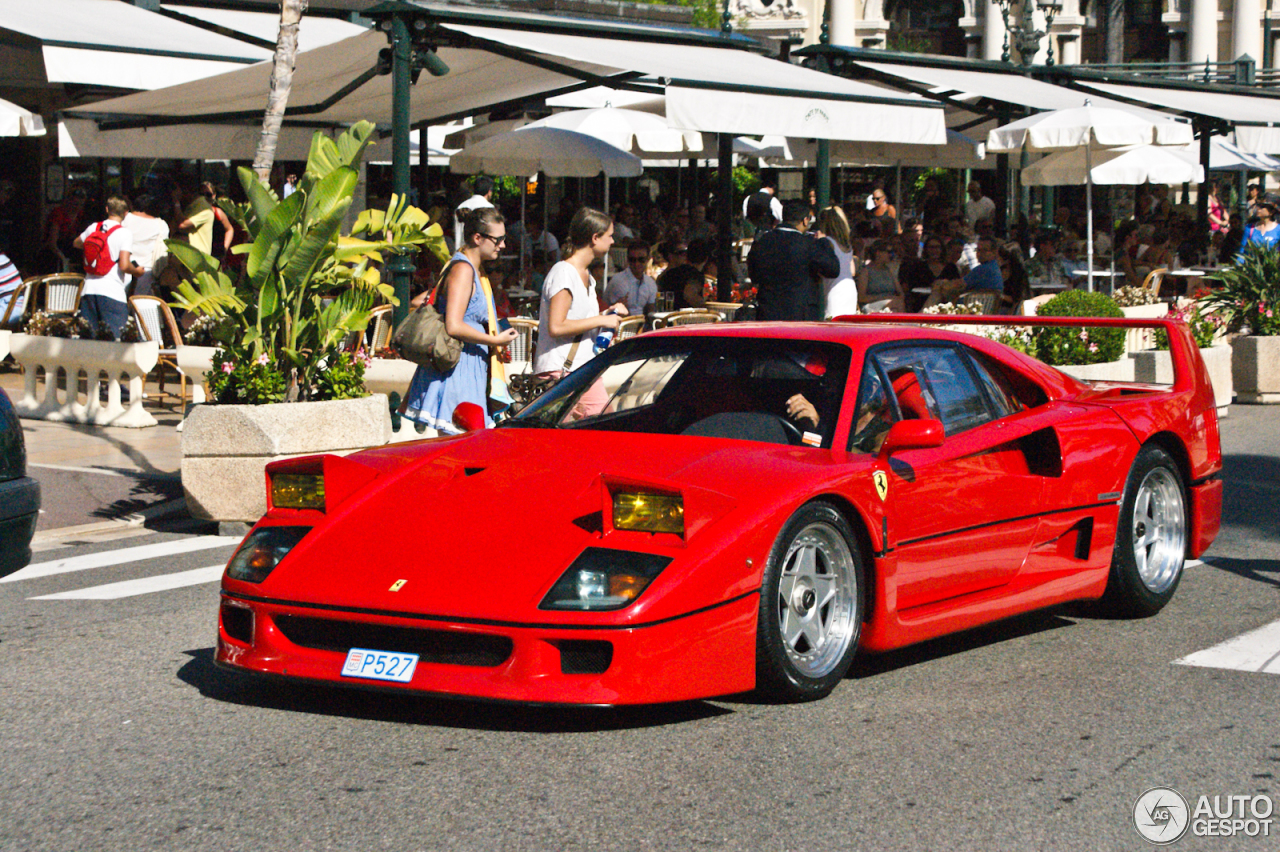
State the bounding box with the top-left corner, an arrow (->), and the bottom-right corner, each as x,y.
681,412 -> 791,445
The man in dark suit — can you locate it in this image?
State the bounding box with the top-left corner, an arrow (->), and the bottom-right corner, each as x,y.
748,199 -> 840,322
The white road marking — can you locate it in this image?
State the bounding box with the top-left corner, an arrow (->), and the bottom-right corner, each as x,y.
3,536 -> 241,583
28,463 -> 126,477
1174,619 -> 1280,676
29,565 -> 226,601
1186,559 -> 1204,568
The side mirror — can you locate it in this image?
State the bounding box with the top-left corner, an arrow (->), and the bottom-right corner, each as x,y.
451,402 -> 487,433
878,419 -> 944,459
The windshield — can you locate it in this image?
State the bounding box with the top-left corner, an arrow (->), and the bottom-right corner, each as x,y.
505,337 -> 851,449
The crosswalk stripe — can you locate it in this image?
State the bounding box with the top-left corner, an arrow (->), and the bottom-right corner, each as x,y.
1174,618 -> 1280,675
28,565 -> 226,601
2,536 -> 241,584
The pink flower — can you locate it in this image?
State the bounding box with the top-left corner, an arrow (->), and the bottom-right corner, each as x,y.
1078,329 -> 1089,341
256,353 -> 270,366
1088,343 -> 1098,353
1269,309 -> 1275,318
220,361 -> 234,374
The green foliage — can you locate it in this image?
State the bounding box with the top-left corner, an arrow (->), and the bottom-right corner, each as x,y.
1034,290 -> 1125,366
207,347 -> 286,405
1155,299 -> 1224,350
912,168 -> 955,208
1201,242 -> 1280,336
886,32 -> 933,54
627,0 -> 725,29
168,121 -> 433,402
732,165 -> 761,201
313,349 -> 370,401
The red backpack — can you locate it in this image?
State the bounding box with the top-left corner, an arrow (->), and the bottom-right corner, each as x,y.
82,221 -> 122,276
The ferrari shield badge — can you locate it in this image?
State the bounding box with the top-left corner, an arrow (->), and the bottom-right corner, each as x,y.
389,579 -> 407,592
872,471 -> 889,502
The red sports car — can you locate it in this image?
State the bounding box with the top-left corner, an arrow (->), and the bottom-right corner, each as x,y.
215,316 -> 1222,704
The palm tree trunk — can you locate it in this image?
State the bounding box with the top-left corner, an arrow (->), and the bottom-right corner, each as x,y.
253,0 -> 309,183
1105,0 -> 1126,64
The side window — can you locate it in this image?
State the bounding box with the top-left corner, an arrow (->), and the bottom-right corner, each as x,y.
874,345 -> 996,436
964,350 -> 1023,420
849,358 -> 896,454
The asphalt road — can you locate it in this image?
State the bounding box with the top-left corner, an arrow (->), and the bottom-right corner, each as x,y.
2,406 -> 1278,851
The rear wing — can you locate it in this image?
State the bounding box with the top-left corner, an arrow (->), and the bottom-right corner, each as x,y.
832,313 -> 1207,395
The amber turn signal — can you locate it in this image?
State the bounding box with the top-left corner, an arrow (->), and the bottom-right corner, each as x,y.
612,491 -> 684,535
271,473 -> 325,511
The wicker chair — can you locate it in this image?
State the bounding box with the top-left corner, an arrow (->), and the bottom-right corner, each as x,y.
656,309 -> 723,329
1,277 -> 30,328
506,317 -> 539,373
366,304 -> 395,352
704,301 -> 741,322
1140,267 -> 1169,300
41,274 -> 85,315
616,316 -> 645,341
129,295 -> 189,403
958,289 -> 1003,314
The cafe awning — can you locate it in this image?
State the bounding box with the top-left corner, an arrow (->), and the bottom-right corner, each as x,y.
0,0 -> 269,90
67,1 -> 945,145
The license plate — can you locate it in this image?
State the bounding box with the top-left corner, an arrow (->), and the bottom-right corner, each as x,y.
340,648 -> 418,683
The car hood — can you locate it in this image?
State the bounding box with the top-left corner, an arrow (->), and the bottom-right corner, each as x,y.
258,428 -> 857,624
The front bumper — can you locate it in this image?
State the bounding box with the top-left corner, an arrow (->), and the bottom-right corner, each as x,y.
0,476 -> 40,577
215,590 -> 759,705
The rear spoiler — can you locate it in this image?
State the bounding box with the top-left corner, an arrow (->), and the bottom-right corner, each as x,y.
832,314 -> 1204,394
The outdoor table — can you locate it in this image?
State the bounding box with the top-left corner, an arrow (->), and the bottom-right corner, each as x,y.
507,289 -> 539,317
1070,269 -> 1122,294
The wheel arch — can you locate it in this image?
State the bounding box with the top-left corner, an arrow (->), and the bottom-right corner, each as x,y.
811,493 -> 878,623
1144,430 -> 1193,488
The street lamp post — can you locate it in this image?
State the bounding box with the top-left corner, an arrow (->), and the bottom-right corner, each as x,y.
997,0 -> 1062,66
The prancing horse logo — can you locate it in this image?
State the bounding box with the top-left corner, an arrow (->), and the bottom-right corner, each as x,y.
872,471 -> 889,502
389,579 -> 407,592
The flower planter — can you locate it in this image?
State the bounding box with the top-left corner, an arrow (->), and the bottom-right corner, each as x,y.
1231,335 -> 1280,404
361,356 -> 417,397
175,344 -> 218,406
1132,344 -> 1234,416
1120,303 -> 1168,354
1057,358 -> 1136,383
181,394 -> 392,523
7,334 -> 160,428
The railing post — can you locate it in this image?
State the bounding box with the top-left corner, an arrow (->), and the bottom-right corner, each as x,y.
1237,54 -> 1257,85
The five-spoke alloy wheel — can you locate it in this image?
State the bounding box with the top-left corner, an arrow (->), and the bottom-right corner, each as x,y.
1104,444 -> 1188,617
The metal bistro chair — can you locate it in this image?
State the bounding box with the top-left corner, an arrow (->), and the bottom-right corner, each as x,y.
615,315 -> 645,342
1,277 -> 30,329
41,274 -> 85,315
958,289 -> 1003,315
506,316 -> 539,374
655,309 -> 724,329
128,295 -> 188,404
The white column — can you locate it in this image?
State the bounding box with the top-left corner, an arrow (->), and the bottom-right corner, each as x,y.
829,0 -> 856,46
1233,0 -> 1262,61
982,0 -> 1007,60
1188,0 -> 1219,65
1060,34 -> 1081,65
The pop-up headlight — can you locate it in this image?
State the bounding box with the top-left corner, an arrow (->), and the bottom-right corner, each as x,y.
540,548 -> 673,611
270,473 -> 325,511
226,526 -> 311,583
612,491 -> 684,535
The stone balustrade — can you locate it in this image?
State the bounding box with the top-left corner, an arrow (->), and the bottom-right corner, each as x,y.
8,334 -> 159,428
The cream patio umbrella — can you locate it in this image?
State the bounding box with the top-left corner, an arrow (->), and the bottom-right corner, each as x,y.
0,98 -> 44,137
987,101 -> 1195,290
520,107 -> 703,156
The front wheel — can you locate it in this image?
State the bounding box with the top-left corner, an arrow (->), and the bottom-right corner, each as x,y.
1103,445 -> 1188,617
756,501 -> 864,702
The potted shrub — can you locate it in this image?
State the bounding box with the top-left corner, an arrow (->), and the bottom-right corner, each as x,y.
8,311 -> 160,428
1111,285 -> 1167,353
1201,243 -> 1280,403
1034,290 -> 1133,382
171,121 -> 446,525
1132,295 -> 1233,415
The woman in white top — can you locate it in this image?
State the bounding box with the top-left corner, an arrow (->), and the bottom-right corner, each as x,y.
534,207 -> 627,419
121,193 -> 170,296
816,206 -> 857,318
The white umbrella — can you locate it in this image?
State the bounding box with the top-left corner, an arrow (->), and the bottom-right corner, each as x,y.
988,101 -> 1195,290
521,107 -> 702,155
0,98 -> 45,137
1022,145 -> 1204,187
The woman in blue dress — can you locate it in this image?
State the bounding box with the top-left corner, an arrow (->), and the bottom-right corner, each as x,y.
403,207 -> 517,433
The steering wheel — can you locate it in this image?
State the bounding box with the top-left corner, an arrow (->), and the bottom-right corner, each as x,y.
774,414 -> 805,446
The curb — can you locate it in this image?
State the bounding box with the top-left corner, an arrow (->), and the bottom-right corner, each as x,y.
31,497 -> 190,545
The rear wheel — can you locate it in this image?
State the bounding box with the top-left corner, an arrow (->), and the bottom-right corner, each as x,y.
756,501 -> 863,702
1103,445 -> 1187,617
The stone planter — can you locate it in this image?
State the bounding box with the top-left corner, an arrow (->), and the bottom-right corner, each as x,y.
1120,303 -> 1168,354
8,334 -> 159,427
1057,358 -> 1136,383
175,344 -> 218,405
181,394 -> 392,523
361,356 -> 416,397
1231,335 -> 1280,404
1132,344 -> 1234,415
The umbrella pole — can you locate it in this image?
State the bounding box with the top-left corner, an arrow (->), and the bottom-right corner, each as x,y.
521,181 -> 527,287
603,175 -> 611,283
895,162 -> 902,222
1086,145 -> 1094,293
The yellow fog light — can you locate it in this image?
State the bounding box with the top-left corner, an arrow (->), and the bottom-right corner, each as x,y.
271,474 -> 325,511
613,492 -> 683,535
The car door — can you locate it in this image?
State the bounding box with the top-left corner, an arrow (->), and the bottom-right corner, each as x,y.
867,344 -> 1046,612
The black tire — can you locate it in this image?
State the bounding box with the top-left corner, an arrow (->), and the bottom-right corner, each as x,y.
1102,444 -> 1188,618
756,501 -> 864,702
